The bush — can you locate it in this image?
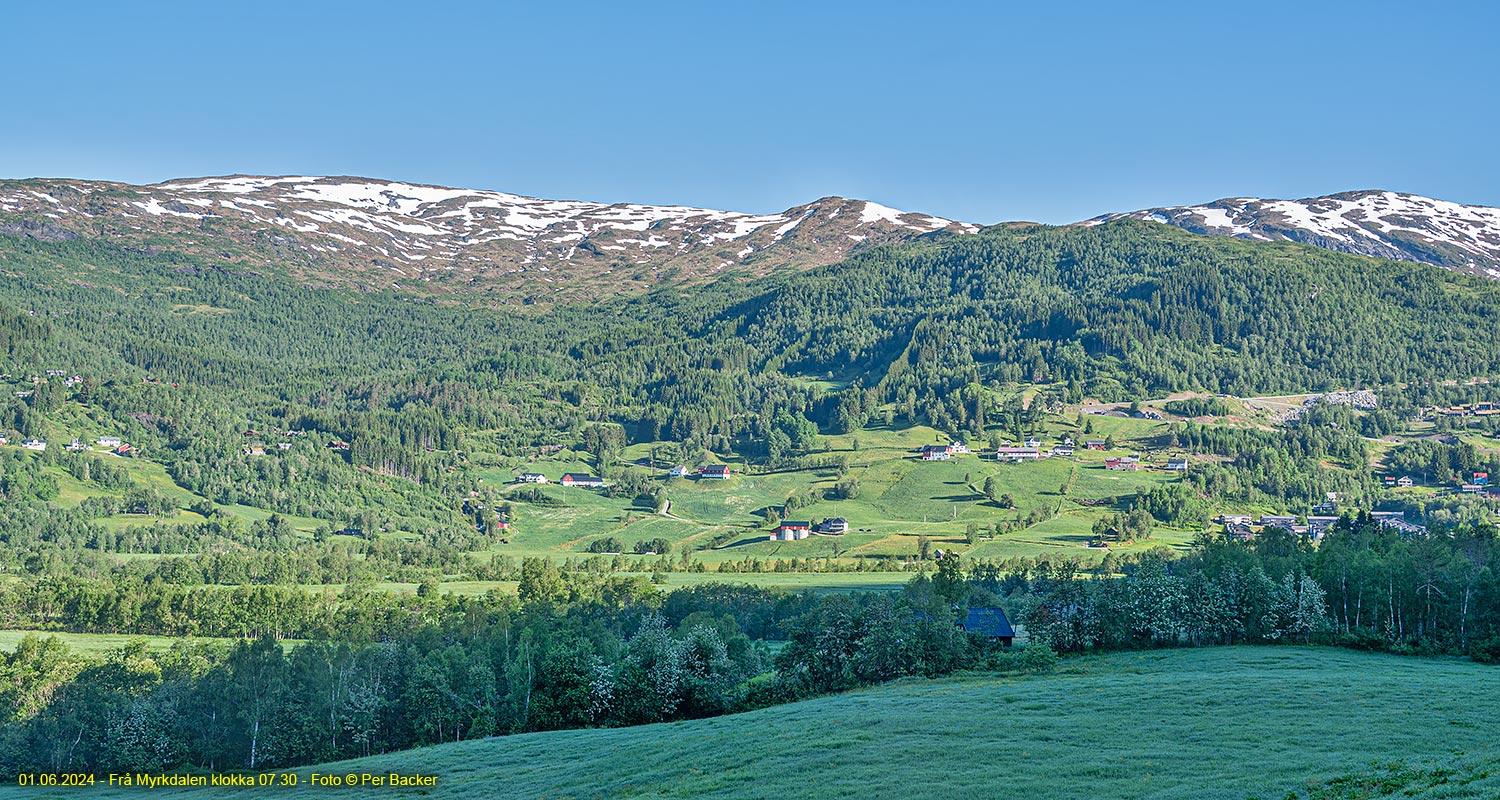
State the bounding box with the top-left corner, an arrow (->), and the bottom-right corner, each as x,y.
1469,636 -> 1500,664
1334,629 -> 1391,653
1017,642 -> 1058,674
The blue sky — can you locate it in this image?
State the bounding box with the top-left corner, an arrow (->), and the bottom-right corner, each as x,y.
1,1 -> 1494,223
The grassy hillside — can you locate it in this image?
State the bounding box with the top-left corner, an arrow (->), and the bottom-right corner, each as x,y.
25,647 -> 1498,800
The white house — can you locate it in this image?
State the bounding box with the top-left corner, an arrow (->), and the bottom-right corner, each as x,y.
920,444 -> 952,461
518,472 -> 548,484
994,446 -> 1041,462
97,436 -> 122,448
21,439 -> 46,451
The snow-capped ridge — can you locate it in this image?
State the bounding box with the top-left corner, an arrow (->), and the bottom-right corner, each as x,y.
0,175 -> 976,297
1089,190 -> 1500,278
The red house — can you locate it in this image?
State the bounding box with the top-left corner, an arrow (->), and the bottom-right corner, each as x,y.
771,521 -> 811,541
561,473 -> 604,488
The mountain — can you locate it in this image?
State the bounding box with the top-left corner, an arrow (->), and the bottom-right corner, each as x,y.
1088,190 -> 1500,279
0,176 -> 977,301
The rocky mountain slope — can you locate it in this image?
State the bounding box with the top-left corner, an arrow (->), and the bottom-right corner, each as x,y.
0,175 -> 978,301
1089,190 -> 1500,279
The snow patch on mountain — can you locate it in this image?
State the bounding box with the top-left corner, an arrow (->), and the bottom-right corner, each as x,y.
1089,190 -> 1500,278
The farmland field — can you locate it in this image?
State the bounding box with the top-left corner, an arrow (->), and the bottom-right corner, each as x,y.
25,647 -> 1499,800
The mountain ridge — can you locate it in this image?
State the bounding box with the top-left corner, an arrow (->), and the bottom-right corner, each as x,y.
4,176 -> 1500,299
1088,189 -> 1500,278
0,175 -> 975,301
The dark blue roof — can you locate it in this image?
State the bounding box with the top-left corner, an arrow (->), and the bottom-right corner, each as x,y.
960,607 -> 1015,638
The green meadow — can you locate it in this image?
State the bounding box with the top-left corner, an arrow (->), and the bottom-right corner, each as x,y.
30,647 -> 1499,800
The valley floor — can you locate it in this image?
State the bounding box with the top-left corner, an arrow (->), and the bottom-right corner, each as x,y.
11,647 -> 1498,800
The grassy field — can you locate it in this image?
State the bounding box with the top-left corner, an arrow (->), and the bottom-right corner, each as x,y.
22,647 -> 1499,800
488,418 -> 1195,575
3,396 -> 1350,593
0,630 -> 299,655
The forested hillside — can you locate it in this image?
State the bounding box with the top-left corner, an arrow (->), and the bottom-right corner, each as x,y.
2,219 -> 1499,545
3,218 -> 1500,781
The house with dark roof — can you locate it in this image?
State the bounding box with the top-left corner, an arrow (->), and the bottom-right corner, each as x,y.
699,464 -> 731,479
959,607 -> 1015,646
816,517 -> 848,534
561,473 -> 605,488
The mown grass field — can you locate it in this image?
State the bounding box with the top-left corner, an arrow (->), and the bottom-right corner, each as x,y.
488,419 -> 1198,574
22,647 -> 1499,800
3,403 -> 1260,592
0,630 -> 300,655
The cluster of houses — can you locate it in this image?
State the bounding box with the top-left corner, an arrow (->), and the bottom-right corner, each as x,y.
4,434 -> 136,456
515,471 -> 607,488
769,517 -> 849,541
1385,471 -> 1499,497
912,437 -> 1196,473
516,463 -> 733,488
1220,509 -> 1429,541
919,441 -> 972,461
1429,402 -> 1499,418
679,464 -> 731,480
920,437 -> 1090,463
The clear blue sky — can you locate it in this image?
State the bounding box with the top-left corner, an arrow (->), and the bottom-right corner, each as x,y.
2,1 -> 1494,223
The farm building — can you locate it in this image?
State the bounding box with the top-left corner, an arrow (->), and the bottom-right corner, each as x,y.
920,444 -> 952,461
1166,458 -> 1189,471
1085,440 -> 1107,450
994,446 -> 1041,462
518,472 -> 548,483
771,521 -> 811,541
1105,456 -> 1140,471
699,464 -> 732,479
21,439 -> 46,451
958,607 -> 1015,646
561,474 -> 604,488
97,435 -> 122,448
